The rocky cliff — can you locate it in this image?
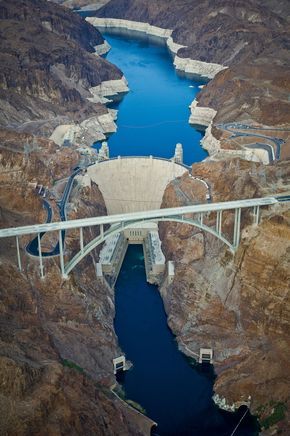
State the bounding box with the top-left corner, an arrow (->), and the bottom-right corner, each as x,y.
0,0 -> 122,141
53,0 -> 110,10
0,133 -> 153,435
0,2 -> 151,433
159,159 -> 290,433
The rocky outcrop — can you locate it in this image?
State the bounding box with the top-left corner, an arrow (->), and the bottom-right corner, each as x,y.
52,0 -> 111,10
188,99 -> 217,128
0,134 -> 153,435
87,17 -> 226,80
88,76 -> 129,103
0,0 -> 123,144
173,57 -> 226,79
159,159 -> 290,433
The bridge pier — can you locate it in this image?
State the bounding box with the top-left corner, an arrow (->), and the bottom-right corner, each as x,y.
16,236 -> 22,272
216,210 -> 222,236
198,212 -> 204,225
233,208 -> 241,248
59,230 -> 66,278
37,233 -> 44,278
80,227 -> 84,253
253,205 -> 260,225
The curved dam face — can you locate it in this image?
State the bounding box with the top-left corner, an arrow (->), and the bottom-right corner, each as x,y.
86,157 -> 188,214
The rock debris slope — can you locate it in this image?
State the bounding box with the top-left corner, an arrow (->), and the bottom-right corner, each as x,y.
0,1 -> 152,434
0,0 -> 123,142
0,132 -> 153,435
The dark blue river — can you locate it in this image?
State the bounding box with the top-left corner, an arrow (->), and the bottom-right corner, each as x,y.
96,31 -> 208,165
90,26 -> 259,435
115,246 -> 258,435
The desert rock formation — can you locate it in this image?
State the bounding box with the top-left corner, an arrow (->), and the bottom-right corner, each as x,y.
159,159 -> 290,433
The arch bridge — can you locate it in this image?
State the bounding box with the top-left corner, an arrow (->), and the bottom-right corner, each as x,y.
0,196 -> 283,279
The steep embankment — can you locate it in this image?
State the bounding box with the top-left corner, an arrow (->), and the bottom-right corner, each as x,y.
0,132 -> 153,435
95,0 -> 290,161
0,0 -> 124,145
0,2 -> 150,434
159,159 -> 290,434
53,0 -> 111,10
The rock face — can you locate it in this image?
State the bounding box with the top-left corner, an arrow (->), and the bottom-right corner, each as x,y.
159,159 -> 290,433
97,0 -> 289,66
0,0 -> 123,141
53,0 -> 111,10
0,135 -> 153,435
0,3 -> 151,433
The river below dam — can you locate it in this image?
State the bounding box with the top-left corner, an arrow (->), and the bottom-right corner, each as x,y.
88,25 -> 259,435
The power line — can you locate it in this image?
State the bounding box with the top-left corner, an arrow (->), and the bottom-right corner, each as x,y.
120,119 -> 186,129
229,407 -> 249,436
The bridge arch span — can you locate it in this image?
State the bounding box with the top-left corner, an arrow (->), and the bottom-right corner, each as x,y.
0,196 -> 279,279
64,217 -> 233,277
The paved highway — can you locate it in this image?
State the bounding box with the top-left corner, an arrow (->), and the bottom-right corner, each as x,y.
0,196 -> 282,239
26,168 -> 81,257
217,123 -> 285,161
26,199 -> 53,256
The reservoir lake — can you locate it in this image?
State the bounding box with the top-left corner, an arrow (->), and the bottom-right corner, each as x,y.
96,31 -> 208,166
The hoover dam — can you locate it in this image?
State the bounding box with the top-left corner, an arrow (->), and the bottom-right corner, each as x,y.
84,157 -> 188,213
0,1 -> 289,435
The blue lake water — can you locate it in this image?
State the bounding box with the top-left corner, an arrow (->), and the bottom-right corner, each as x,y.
88,27 -> 259,435
96,32 -> 208,165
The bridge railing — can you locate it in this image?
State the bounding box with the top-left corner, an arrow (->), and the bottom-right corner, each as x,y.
0,197 -> 279,278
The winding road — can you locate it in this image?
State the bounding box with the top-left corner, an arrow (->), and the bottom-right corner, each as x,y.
26,167 -> 81,257
217,122 -> 286,162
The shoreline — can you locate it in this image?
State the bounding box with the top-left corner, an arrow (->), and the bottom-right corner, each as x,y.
50,76 -> 129,148
86,17 -> 225,160
87,17 -> 272,164
87,17 -> 227,80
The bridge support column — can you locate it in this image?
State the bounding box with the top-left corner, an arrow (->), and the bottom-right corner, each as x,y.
216,210 -> 222,235
80,227 -> 84,253
59,230 -> 67,278
16,236 -> 22,271
199,213 -> 204,225
37,233 -> 44,279
100,224 -> 104,239
253,205 -> 260,225
233,208 -> 241,249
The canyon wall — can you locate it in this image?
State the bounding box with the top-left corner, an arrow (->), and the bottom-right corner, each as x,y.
0,132 -> 153,435
0,0 -> 124,145
159,159 -> 290,433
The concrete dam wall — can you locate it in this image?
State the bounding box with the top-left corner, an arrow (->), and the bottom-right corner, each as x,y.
86,157 -> 188,214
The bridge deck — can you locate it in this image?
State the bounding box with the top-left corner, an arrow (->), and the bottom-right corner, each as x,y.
0,197 -> 278,238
